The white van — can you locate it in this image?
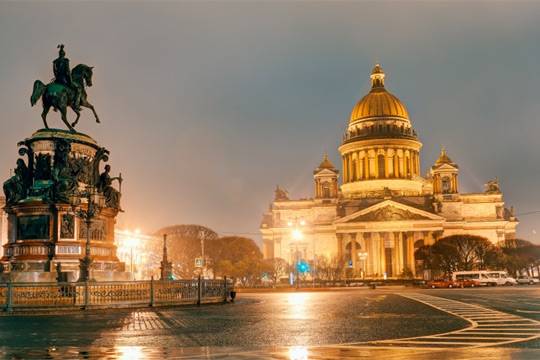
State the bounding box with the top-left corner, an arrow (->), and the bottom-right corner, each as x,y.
452,270 -> 516,286
486,271 -> 517,286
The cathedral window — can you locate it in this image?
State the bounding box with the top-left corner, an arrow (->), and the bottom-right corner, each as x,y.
378,154 -> 385,178
405,157 -> 410,177
322,182 -> 331,198
442,176 -> 451,193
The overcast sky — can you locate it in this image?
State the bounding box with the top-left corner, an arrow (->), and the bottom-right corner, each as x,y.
1,1 -> 540,242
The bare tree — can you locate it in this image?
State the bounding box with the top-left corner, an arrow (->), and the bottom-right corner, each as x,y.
267,258 -> 288,287
155,224 -> 218,279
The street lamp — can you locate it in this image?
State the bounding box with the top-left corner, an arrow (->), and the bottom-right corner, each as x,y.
128,229 -> 141,278
198,229 -> 206,278
358,251 -> 368,279
288,218 -> 305,289
70,185 -> 104,282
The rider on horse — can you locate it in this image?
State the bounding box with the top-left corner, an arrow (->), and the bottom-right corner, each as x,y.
53,45 -> 81,111
31,44 -> 100,131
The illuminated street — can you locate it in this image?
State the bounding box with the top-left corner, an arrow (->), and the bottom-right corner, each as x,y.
0,287 -> 538,359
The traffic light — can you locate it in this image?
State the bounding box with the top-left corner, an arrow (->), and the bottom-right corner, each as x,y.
296,261 -> 310,274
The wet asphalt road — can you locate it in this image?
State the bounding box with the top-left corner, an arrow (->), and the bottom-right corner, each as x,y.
0,286 -> 538,359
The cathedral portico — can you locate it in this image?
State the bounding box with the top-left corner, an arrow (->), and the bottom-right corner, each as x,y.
260,64 -> 519,279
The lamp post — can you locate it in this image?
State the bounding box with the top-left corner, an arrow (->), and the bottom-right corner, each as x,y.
198,229 -> 207,279
70,185 -> 103,282
160,234 -> 172,280
358,251 -> 368,280
288,218 -> 306,289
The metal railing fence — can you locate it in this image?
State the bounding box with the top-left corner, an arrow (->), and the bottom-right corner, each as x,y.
2,276 -> 232,312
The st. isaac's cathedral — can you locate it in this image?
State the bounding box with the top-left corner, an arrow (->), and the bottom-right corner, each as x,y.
260,64 -> 518,278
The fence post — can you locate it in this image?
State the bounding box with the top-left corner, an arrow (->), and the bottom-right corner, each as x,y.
6,279 -> 13,312
83,281 -> 89,310
223,276 -> 228,303
150,276 -> 155,307
197,275 -> 202,306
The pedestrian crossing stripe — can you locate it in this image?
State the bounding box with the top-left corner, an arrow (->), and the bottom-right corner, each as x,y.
354,293 -> 540,349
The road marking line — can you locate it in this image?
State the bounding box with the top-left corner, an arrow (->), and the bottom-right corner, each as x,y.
475,328 -> 540,331
381,340 -> 494,345
476,319 -> 536,322
477,323 -> 539,326
517,309 -> 540,314
429,336 -> 518,340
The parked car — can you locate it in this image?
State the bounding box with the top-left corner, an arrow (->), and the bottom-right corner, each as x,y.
516,276 -> 540,285
454,279 -> 480,288
427,279 -> 455,288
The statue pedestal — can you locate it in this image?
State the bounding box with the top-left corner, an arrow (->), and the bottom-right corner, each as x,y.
2,129 -> 126,283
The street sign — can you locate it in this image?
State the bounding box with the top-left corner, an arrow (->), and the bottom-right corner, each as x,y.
195,257 -> 204,268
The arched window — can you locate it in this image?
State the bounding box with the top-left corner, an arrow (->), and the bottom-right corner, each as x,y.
442,176 -> 451,193
345,241 -> 361,262
322,182 -> 331,198
405,156 -> 410,177
378,154 -> 385,178
362,158 -> 368,179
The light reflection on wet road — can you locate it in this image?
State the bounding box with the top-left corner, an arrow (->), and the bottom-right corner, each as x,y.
0,287 -> 538,359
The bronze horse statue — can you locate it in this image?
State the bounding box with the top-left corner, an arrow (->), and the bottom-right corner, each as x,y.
30,64 -> 100,132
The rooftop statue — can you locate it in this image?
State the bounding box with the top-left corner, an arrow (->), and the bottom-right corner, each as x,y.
484,178 -> 501,194
30,45 -> 100,132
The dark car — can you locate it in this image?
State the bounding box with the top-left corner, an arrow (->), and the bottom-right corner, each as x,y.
427,279 -> 455,288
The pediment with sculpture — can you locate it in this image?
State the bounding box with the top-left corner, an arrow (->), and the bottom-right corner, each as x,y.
355,206 -> 432,221
335,200 -> 443,224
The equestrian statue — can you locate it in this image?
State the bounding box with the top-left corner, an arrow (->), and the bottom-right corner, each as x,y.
30,45 -> 100,132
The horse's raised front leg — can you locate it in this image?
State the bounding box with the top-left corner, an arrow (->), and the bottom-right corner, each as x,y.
60,106 -> 75,133
41,105 -> 51,129
71,106 -> 81,128
83,101 -> 100,124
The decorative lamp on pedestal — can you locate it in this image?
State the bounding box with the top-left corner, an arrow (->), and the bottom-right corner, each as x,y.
160,234 -> 173,281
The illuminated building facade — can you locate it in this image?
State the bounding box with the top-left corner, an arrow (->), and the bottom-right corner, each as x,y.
115,229 -> 161,280
0,196 -> 6,260
260,65 -> 519,278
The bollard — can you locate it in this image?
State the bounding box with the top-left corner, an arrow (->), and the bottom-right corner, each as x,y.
150,276 -> 155,307
197,275 -> 202,306
223,276 -> 228,303
6,279 -> 13,312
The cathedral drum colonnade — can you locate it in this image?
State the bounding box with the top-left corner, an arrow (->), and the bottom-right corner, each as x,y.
260,64 -> 518,279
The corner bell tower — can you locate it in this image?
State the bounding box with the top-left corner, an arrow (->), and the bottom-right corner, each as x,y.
314,154 -> 339,199
431,147 -> 459,194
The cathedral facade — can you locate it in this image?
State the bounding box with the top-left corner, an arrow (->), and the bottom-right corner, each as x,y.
260,65 -> 518,279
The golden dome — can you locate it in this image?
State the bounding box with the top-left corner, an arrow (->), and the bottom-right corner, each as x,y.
433,147 -> 458,168
317,153 -> 336,170
350,64 -> 409,123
